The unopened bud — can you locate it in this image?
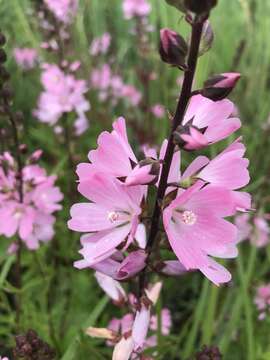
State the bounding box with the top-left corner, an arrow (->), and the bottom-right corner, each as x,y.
15,111 -> 24,123
184,0 -> 217,14
199,20 -> 214,56
202,72 -> 241,100
165,0 -> 186,12
29,149 -> 43,163
159,28 -> 188,69
0,48 -> 7,63
0,65 -> 10,81
1,83 -> 13,100
19,144 -> 28,154
173,123 -> 208,150
0,33 -> 6,46
125,158 -> 160,186
86,327 -> 118,341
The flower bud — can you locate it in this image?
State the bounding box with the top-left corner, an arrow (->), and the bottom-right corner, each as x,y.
125,158 -> 160,186
159,28 -> 188,69
113,336 -> 134,360
165,0 -> 186,12
160,260 -> 187,276
199,20 -> 214,56
0,33 -> 6,46
173,123 -> 208,151
184,0 -> 217,14
116,250 -> 147,280
94,271 -> 127,304
86,327 -> 118,341
0,48 -> 7,63
202,72 -> 241,100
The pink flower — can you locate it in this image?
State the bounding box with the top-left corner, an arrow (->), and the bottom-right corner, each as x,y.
0,152 -> 63,250
235,213 -> 252,243
254,284 -> 270,320
81,117 -> 137,178
68,172 -> 144,266
150,308 -> 172,335
120,85 -> 142,106
13,48 -> 38,70
163,181 -> 238,285
44,0 -> 78,23
252,216 -> 270,248
90,33 -> 111,56
151,104 -> 165,119
177,95 -> 241,150
123,0 -> 151,19
35,64 -> 90,133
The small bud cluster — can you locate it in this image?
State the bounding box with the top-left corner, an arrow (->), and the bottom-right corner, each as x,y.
13,330 -> 56,360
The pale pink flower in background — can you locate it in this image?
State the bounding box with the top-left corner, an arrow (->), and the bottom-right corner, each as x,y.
235,213 -> 252,243
151,104 -> 165,119
0,356 -> 9,360
120,85 -> 142,106
252,216 -> 270,248
123,0 -> 151,19
254,284 -> 270,320
0,152 -> 63,250
13,48 -> 38,70
91,64 -> 112,91
68,172 -> 144,266
179,95 -> 241,150
44,0 -> 78,24
90,33 -> 111,56
163,181 -> 238,285
35,64 -> 90,133
150,308 -> 172,335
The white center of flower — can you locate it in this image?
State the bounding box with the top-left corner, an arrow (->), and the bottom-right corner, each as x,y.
181,210 -> 197,225
14,209 -> 23,220
107,211 -> 120,223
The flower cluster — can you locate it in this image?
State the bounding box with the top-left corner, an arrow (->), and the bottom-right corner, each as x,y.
69,94 -> 250,284
44,0 -> 78,24
254,284 -> 270,320
13,48 -> 38,71
90,64 -> 142,107
90,33 -> 111,57
235,213 -> 270,247
122,0 -> 152,19
0,150 -> 63,250
34,63 -> 90,135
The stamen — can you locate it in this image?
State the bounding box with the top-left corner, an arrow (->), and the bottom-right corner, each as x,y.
108,211 -> 120,223
181,210 -> 197,225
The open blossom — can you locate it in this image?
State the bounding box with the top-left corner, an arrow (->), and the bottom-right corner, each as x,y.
68,172 -> 144,266
44,0 -> 78,24
254,284 -> 270,320
163,181 -> 238,285
13,48 -> 38,70
34,64 -> 90,134
175,95 -> 241,150
122,0 -> 151,19
90,64 -> 142,107
90,33 -> 111,56
0,152 -> 63,250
